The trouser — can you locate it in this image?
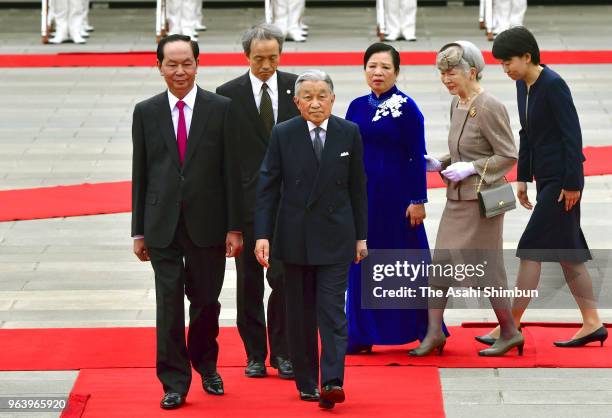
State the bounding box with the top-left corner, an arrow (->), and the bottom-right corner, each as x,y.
148,215 -> 226,395
384,0 -> 417,39
235,222 -> 289,361
284,262 -> 349,392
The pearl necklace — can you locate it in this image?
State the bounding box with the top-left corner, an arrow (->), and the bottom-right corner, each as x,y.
458,88 -> 483,105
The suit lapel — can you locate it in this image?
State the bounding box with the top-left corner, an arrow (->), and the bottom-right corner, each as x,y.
277,71 -> 295,123
183,87 -> 211,169
307,116 -> 342,207
238,72 -> 269,145
452,96 -> 471,158
154,93 -> 181,170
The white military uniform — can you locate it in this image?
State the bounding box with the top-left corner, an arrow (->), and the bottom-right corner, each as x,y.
48,0 -> 86,44
272,0 -> 306,42
167,0 -> 198,39
382,0 -> 417,41
194,0 -> 206,31
494,0 -> 527,34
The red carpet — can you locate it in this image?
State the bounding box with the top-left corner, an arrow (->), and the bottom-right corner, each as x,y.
61,366 -> 444,418
1,326 -> 610,372
2,50 -> 612,68
1,145 -> 611,222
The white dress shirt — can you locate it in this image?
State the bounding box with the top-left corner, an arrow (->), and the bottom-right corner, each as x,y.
306,118 -> 328,147
167,84 -> 197,139
249,71 -> 279,123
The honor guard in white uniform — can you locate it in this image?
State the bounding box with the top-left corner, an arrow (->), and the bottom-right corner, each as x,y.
380,0 -> 417,41
195,0 -> 206,31
167,0 -> 199,39
494,0 -> 527,34
48,0 -> 86,44
270,0 -> 307,42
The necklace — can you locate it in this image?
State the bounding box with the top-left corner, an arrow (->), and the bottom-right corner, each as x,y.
458,87 -> 483,105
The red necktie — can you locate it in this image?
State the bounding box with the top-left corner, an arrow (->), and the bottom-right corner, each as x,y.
176,100 -> 187,165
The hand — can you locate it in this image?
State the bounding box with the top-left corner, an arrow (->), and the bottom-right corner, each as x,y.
406,203 -> 426,227
225,232 -> 243,258
355,240 -> 368,264
133,238 -> 150,262
441,161 -> 477,182
424,155 -> 442,172
254,239 -> 270,268
558,189 -> 581,212
516,181 -> 533,210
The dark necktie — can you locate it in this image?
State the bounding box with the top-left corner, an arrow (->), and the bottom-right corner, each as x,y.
176,100 -> 187,165
313,126 -> 323,163
259,83 -> 274,136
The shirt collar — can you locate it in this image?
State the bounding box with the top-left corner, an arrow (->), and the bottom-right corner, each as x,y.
307,118 -> 329,133
167,84 -> 197,110
249,71 -> 278,95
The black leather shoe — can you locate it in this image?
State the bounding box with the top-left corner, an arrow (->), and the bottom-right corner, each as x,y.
299,389 -> 320,402
160,392 -> 185,409
319,384 -> 345,409
202,372 -> 224,395
554,326 -> 608,347
270,356 -> 294,379
245,359 -> 267,377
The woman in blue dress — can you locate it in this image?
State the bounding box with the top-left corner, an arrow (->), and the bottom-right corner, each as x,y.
344,43 -> 432,354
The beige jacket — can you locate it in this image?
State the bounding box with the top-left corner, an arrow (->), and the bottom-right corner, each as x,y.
439,91 -> 517,201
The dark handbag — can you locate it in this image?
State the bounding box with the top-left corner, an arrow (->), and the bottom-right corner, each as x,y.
476,158 -> 516,218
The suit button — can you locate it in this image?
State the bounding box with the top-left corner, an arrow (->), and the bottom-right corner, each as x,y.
180,175 -> 185,181
328,206 -> 334,213
296,179 -> 301,185
336,180 -> 342,185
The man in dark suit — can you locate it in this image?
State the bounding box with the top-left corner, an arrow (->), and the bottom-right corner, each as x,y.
254,70 -> 368,409
131,34 -> 243,410
216,23 -> 299,380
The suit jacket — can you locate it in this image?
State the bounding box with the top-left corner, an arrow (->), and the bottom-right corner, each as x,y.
440,91 -> 517,201
216,71 -> 300,223
254,115 -> 368,266
131,86 -> 243,248
516,66 -> 585,190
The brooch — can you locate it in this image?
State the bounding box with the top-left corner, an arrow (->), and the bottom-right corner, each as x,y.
469,107 -> 477,118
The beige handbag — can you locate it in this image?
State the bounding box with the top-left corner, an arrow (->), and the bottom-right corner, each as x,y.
477,158 -> 516,218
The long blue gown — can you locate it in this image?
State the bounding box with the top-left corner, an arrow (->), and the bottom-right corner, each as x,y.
345,85 -> 430,352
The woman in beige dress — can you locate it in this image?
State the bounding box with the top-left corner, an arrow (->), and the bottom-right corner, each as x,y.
409,40 -> 523,357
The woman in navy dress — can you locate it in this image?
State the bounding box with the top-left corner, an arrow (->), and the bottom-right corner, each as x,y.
344,43 -> 432,354
477,26 -> 607,347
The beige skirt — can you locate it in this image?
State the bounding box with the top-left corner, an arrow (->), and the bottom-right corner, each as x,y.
431,199 -> 507,289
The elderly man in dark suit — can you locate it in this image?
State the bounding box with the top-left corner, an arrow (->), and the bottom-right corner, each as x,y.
216,23 -> 299,380
131,34 -> 243,410
254,70 -> 368,409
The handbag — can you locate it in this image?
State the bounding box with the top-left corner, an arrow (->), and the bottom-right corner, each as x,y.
476,157 -> 516,218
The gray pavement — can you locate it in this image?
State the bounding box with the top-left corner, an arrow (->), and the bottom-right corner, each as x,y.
1,4 -> 612,418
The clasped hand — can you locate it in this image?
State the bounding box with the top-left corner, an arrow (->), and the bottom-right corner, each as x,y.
441,161 -> 476,182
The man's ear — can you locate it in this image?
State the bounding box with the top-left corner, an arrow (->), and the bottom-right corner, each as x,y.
293,96 -> 299,106
157,61 -> 162,75
523,53 -> 532,65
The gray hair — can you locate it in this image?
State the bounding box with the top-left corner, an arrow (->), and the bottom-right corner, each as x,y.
294,69 -> 335,96
436,40 -> 485,81
241,23 -> 285,56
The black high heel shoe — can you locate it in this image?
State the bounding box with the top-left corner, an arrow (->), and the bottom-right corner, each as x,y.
408,336 -> 446,357
554,326 -> 608,348
475,326 -> 521,346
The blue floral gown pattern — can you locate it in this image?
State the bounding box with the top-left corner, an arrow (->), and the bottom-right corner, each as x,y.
345,85 -> 430,352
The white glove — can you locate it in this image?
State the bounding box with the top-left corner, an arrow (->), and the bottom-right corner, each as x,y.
441,161 -> 477,182
424,155 -> 442,172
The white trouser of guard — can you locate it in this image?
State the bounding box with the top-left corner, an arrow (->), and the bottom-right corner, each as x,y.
494,0 -> 527,34
47,0 -> 56,26
167,0 -> 197,36
272,0 -> 303,35
194,0 -> 203,26
384,0 -> 417,40
81,0 -> 91,29
53,0 -> 84,39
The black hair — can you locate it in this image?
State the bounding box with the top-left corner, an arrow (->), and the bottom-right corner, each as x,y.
156,34 -> 200,63
363,43 -> 400,72
492,26 -> 541,65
